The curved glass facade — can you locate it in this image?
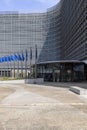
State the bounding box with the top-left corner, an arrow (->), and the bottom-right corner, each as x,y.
0,0 -> 86,80
60,0 -> 87,61
0,4 -> 61,69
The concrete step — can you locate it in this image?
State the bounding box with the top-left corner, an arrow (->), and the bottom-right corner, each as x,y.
70,86 -> 87,95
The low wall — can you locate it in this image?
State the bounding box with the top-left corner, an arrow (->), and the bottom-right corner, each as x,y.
0,80 -> 25,84
70,86 -> 87,95
0,78 -> 44,84
25,78 -> 44,84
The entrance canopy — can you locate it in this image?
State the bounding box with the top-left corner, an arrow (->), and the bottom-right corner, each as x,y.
82,60 -> 87,64
37,60 -> 83,65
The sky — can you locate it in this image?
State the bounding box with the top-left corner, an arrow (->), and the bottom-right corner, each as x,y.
0,0 -> 60,12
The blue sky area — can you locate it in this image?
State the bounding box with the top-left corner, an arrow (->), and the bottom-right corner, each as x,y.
0,0 -> 60,12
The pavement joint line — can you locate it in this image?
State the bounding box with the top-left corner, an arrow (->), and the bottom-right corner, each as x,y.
0,103 -> 86,108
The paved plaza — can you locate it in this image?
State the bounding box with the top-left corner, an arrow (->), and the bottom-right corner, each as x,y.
0,83 -> 87,130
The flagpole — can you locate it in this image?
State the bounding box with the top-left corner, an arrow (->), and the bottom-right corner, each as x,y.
0,57 -> 2,77
21,51 -> 22,78
1,63 -> 3,77
3,62 -> 5,77
30,54 -> 31,79
10,53 -> 12,77
17,52 -> 19,78
7,55 -> 10,77
7,59 -> 8,77
21,51 -> 23,78
7,59 -> 9,77
25,49 -> 27,78
35,44 -> 37,80
21,58 -> 23,79
30,47 -> 32,79
14,60 -> 15,78
25,50 -> 26,78
3,57 -> 5,77
1,64 -> 2,77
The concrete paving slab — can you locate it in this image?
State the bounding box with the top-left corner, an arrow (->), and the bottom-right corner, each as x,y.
0,83 -> 87,130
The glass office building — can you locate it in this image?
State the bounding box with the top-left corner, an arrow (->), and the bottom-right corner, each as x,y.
0,0 -> 87,81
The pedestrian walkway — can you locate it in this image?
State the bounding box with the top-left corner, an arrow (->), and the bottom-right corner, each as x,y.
0,83 -> 87,130
43,82 -> 87,89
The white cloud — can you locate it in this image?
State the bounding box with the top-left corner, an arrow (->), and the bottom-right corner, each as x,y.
35,0 -> 59,5
2,0 -> 60,12
3,0 -> 60,6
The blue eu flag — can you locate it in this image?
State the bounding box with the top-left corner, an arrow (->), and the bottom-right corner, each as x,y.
35,45 -> 37,60
10,55 -> 14,61
18,53 -> 22,61
14,54 -> 18,61
26,50 -> 28,61
8,56 -> 11,62
30,48 -> 32,60
5,56 -> 8,62
22,52 -> 25,61
1,57 -> 5,63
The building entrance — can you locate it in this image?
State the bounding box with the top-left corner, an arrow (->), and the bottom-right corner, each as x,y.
37,62 -> 85,82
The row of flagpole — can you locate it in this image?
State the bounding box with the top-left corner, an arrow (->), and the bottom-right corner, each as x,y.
0,44 -> 38,78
